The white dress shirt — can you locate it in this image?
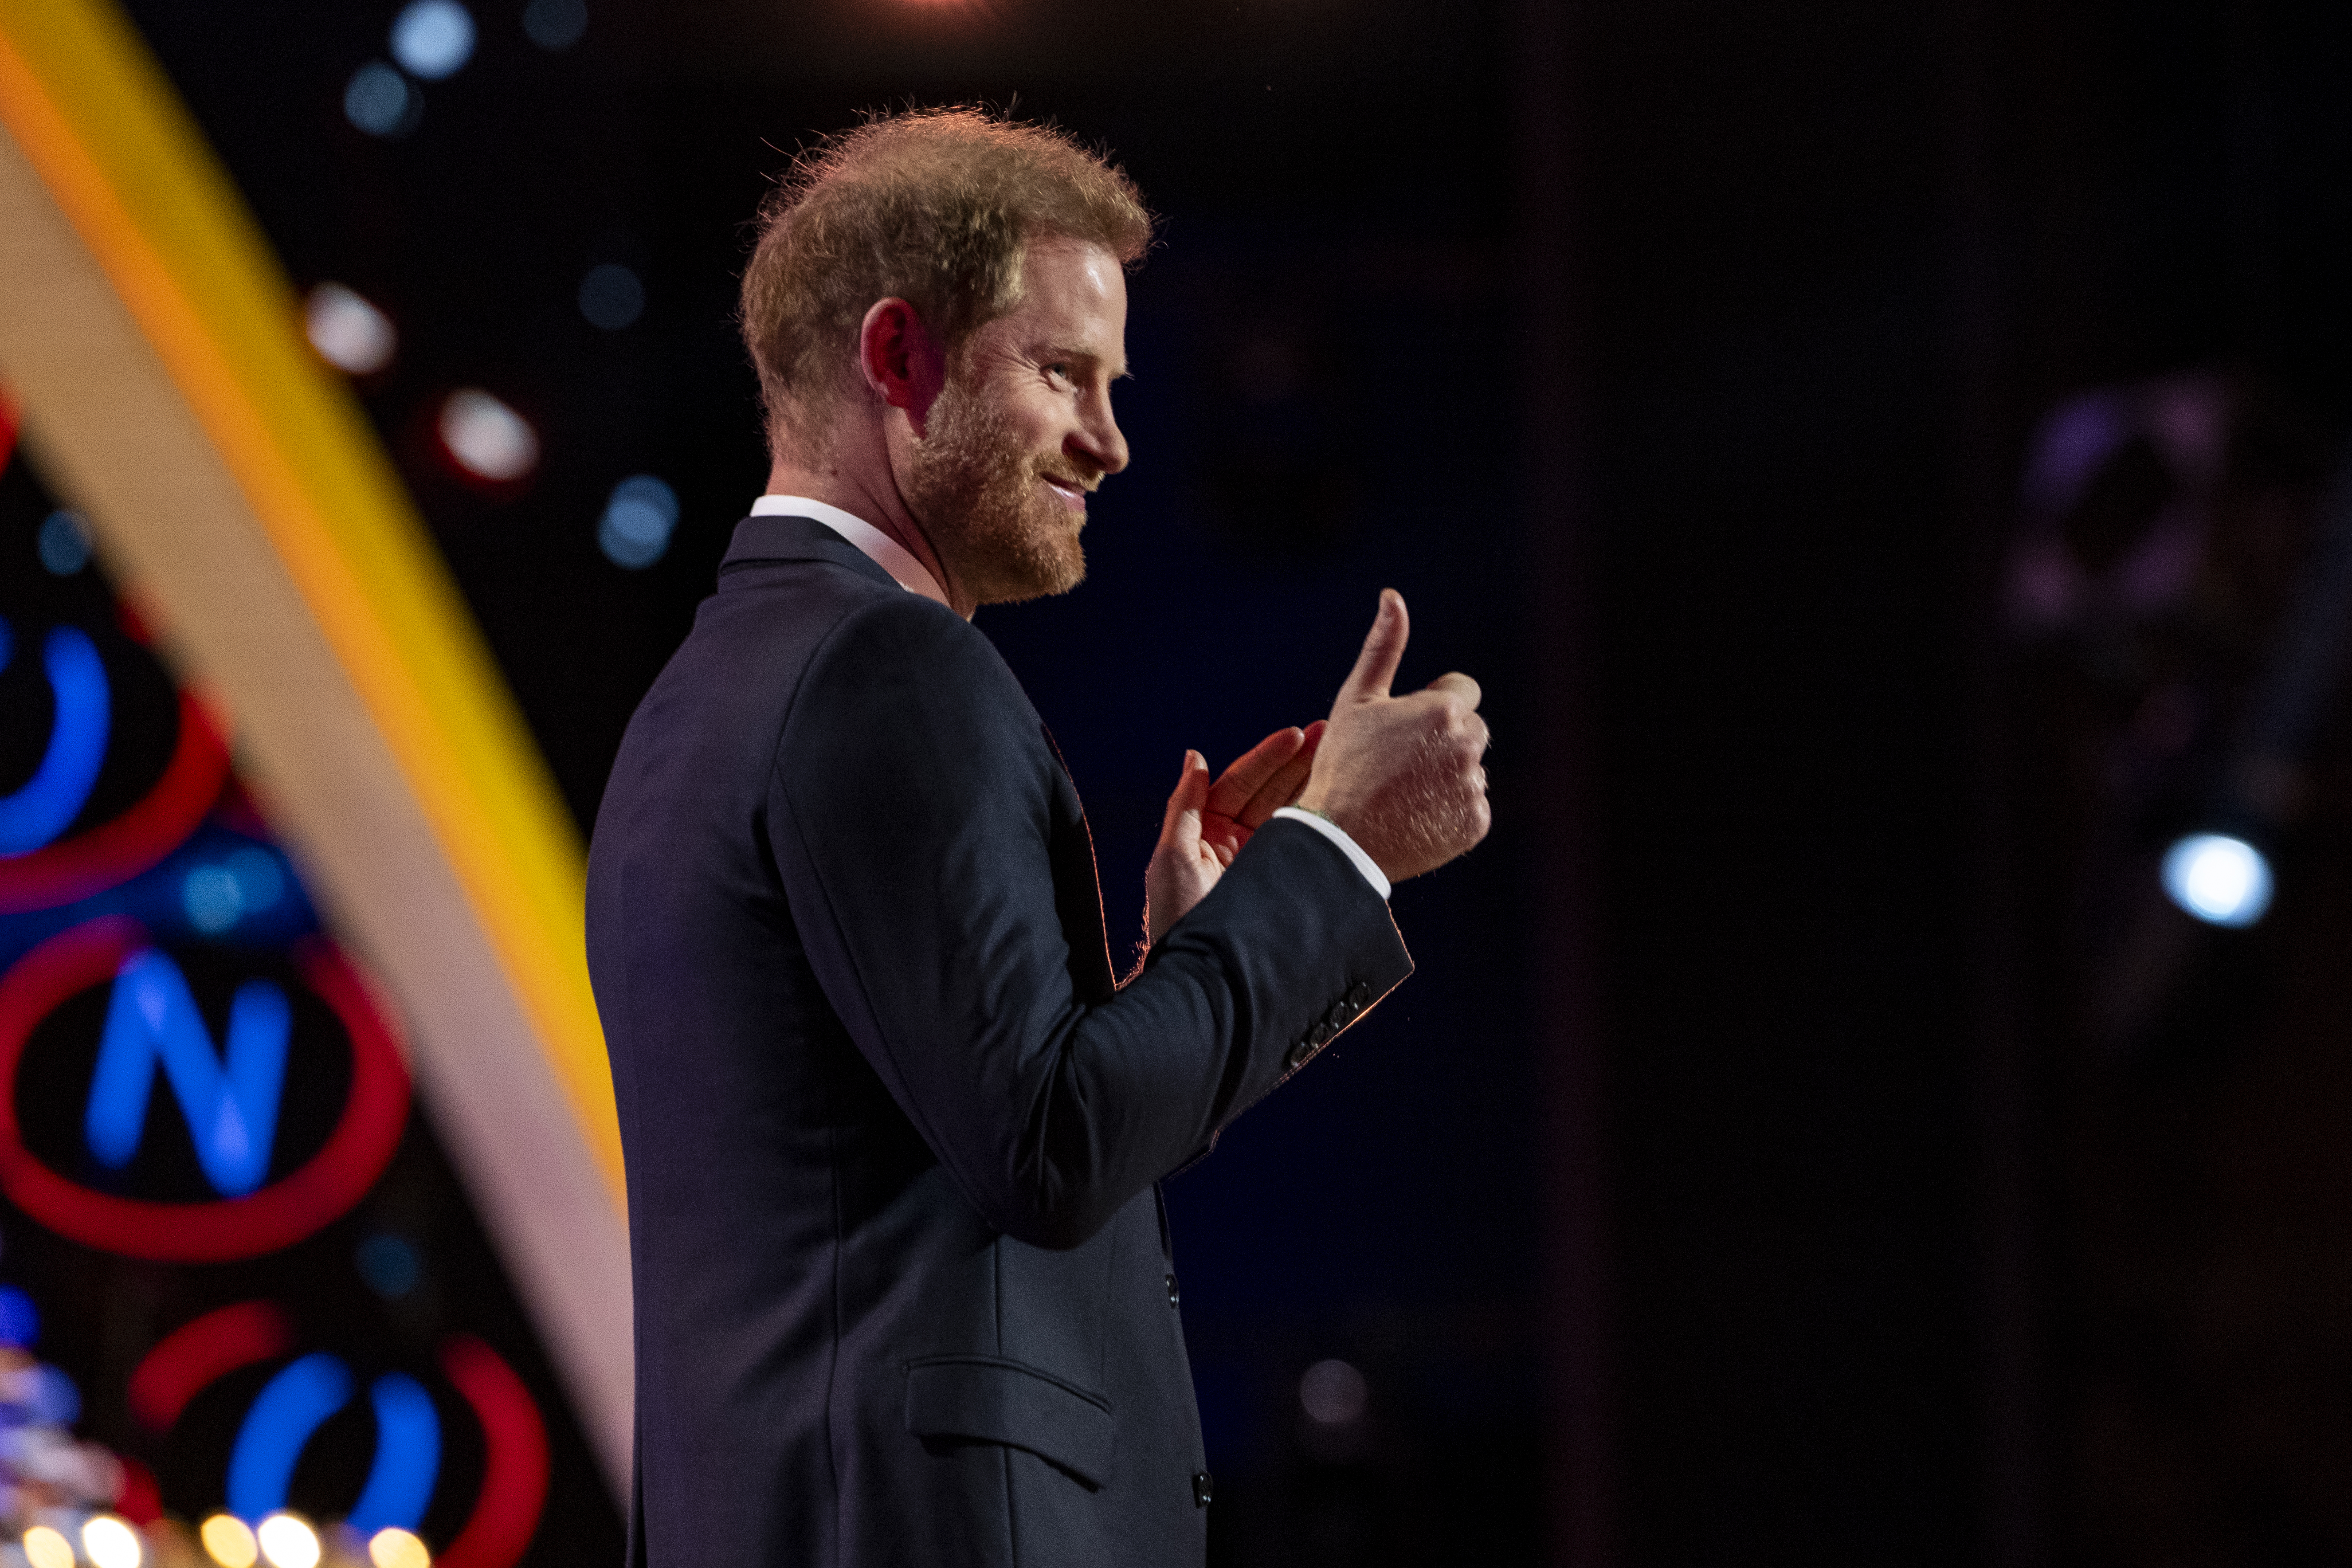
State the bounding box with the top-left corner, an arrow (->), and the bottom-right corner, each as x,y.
752,494 -> 1388,900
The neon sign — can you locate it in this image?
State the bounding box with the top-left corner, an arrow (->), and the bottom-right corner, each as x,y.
0,615 -> 230,914
0,917 -> 408,1261
129,1301 -> 549,1568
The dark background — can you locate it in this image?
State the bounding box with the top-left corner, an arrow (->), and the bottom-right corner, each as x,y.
74,0 -> 2352,1560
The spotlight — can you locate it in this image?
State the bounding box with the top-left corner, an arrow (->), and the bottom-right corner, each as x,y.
2160,832 -> 2273,928
598,474 -> 678,568
439,390 -> 539,483
344,63 -> 420,138
306,284 -> 397,374
200,1514 -> 259,1568
521,0 -> 588,51
391,1 -> 476,79
577,263 -> 644,331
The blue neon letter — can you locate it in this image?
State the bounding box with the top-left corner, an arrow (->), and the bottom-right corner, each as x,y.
0,620 -> 110,856
347,1372 -> 442,1532
84,949 -> 291,1196
228,1354 -> 353,1520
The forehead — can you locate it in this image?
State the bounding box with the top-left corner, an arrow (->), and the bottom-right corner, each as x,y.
993,237 -> 1128,357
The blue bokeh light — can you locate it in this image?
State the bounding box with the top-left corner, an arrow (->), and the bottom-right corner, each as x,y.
345,62 -> 420,137
0,1287 -> 38,1349
2161,832 -> 2274,928
0,621 -> 111,856
391,0 -> 476,79
578,262 -> 644,331
227,1354 -> 353,1521
521,0 -> 587,50
348,1373 -> 442,1532
356,1233 -> 423,1299
36,511 -> 91,576
599,474 -> 679,568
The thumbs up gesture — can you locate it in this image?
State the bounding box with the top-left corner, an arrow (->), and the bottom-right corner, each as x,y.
1296,590 -> 1492,883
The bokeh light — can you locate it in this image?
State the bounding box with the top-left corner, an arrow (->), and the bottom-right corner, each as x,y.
342,63 -> 419,138
38,509 -> 92,575
0,1283 -> 39,1346
438,391 -> 539,483
597,474 -> 678,568
390,1 -> 476,79
2160,832 -> 2274,928
255,1513 -> 320,1568
305,284 -> 397,375
82,1515 -> 143,1568
200,1513 -> 259,1568
1298,1357 -> 1368,1425
576,263 -> 644,331
23,1525 -> 74,1568
367,1527 -> 431,1568
356,1233 -> 423,1298
520,0 -> 587,50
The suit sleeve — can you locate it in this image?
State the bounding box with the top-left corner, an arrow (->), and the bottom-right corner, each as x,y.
766,595 -> 1413,1249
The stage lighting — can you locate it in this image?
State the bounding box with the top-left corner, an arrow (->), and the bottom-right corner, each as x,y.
82,1516 -> 143,1568
1298,1358 -> 1368,1425
439,391 -> 539,482
343,63 -> 420,139
306,284 -> 397,375
522,0 -> 588,51
368,1529 -> 431,1568
391,1 -> 476,80
255,1514 -> 320,1568
598,474 -> 678,568
200,1515 -> 259,1568
577,263 -> 644,331
2160,832 -> 2273,928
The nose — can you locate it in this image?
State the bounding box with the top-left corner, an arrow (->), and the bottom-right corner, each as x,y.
1071,392 -> 1129,477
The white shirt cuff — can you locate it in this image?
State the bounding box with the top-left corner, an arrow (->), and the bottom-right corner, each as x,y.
1271,807 -> 1391,901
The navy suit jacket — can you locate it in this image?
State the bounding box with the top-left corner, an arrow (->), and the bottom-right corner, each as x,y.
586,514 -> 1414,1567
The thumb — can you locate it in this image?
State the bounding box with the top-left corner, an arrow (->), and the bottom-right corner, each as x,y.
1336,589 -> 1410,706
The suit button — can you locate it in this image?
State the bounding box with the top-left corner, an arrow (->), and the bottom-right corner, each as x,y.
1288,1039 -> 1314,1069
1166,1273 -> 1180,1308
1348,981 -> 1370,1007
1309,1021 -> 1333,1046
1192,1471 -> 1215,1508
1328,999 -> 1356,1028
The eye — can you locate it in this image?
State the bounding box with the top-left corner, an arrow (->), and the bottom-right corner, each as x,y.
1044,362 -> 1074,385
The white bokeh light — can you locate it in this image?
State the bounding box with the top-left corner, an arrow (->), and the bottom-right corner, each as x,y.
255,1514 -> 320,1568
2161,832 -> 2274,928
439,390 -> 540,482
1298,1358 -> 1369,1425
83,1516 -> 143,1568
343,62 -> 419,137
306,283 -> 397,374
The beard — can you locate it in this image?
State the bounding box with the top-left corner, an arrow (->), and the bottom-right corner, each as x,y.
903,374 -> 1090,605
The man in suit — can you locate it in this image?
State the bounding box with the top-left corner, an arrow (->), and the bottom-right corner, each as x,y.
586,108 -> 1490,1567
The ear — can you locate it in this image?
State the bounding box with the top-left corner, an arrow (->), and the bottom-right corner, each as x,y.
858,297 -> 948,432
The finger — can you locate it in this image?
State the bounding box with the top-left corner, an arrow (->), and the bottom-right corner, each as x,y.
1206,727 -> 1305,819
1425,670 -> 1482,711
1335,589 -> 1410,706
1159,750 -> 1209,847
1240,739 -> 1320,828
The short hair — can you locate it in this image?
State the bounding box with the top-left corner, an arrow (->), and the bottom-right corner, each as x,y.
741,106 -> 1154,455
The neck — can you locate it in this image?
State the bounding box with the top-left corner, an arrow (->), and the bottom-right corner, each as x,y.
765,423 -> 970,616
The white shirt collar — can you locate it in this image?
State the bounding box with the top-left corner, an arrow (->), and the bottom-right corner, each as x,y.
749,494 -> 951,608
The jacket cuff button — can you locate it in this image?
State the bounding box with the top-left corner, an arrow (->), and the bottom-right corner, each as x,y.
1193,1471 -> 1215,1507
1288,1039 -> 1314,1069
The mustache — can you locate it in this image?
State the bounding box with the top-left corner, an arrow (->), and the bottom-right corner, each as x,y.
1035,462 -> 1102,494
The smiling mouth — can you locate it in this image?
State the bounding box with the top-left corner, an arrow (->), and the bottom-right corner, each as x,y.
1041,475 -> 1090,509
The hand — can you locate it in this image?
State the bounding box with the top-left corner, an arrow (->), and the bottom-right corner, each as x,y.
1145,724 -> 1325,945
1296,589 -> 1491,882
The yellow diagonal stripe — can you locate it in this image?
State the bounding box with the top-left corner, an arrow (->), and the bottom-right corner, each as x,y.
0,0 -> 623,1210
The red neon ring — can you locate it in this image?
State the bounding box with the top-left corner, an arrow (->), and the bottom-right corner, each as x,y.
437,1335 -> 550,1568
0,690 -> 231,913
0,918 -> 410,1261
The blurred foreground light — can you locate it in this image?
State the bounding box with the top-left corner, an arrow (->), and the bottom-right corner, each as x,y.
1298,1358 -> 1368,1425
577,263 -> 644,331
439,391 -> 539,482
522,0 -> 587,50
344,63 -> 420,138
200,1514 -> 259,1568
357,1232 -> 423,1298
83,1516 -> 142,1568
391,1 -> 476,79
306,284 -> 397,374
39,510 -> 92,575
599,474 -> 679,568
23,1526 -> 74,1568
368,1528 -> 431,1568
256,1514 -> 319,1568
182,847 -> 289,935
2161,832 -> 2273,928
0,1283 -> 35,1345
